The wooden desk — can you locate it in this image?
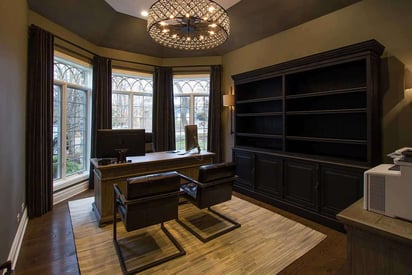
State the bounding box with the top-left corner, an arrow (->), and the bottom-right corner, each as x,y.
91,151 -> 215,226
337,199 -> 412,274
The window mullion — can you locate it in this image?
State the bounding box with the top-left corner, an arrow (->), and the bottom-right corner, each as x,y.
190,95 -> 195,124
61,84 -> 68,179
129,92 -> 133,128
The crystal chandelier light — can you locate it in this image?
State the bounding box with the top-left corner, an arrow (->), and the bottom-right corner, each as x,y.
147,0 -> 230,50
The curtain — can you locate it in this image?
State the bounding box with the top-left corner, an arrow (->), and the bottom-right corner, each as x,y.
26,25 -> 54,218
207,65 -> 223,162
153,66 -> 175,151
89,56 -> 112,188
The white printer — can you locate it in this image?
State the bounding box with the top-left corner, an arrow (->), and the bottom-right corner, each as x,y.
363,147 -> 412,221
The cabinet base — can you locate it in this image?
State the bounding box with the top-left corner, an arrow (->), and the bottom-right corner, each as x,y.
234,185 -> 345,232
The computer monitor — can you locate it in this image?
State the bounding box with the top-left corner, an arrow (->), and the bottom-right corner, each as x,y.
184,125 -> 201,154
95,129 -> 145,160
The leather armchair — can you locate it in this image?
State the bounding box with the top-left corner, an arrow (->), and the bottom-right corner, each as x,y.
113,171 -> 185,274
178,162 -> 240,242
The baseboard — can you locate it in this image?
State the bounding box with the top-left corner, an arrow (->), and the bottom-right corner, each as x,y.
53,180 -> 89,205
7,207 -> 28,271
4,181 -> 89,272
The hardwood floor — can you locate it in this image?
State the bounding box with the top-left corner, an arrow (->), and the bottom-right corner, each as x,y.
15,190 -> 347,274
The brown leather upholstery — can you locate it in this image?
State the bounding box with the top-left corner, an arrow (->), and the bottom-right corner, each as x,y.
117,171 -> 180,232
178,162 -> 240,242
113,171 -> 185,273
198,162 -> 236,182
181,162 -> 236,209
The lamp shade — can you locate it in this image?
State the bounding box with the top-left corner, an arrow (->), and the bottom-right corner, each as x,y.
223,94 -> 235,107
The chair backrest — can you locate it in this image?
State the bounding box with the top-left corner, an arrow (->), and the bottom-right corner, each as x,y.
196,162 -> 236,209
198,162 -> 236,183
121,171 -> 180,231
126,171 -> 179,199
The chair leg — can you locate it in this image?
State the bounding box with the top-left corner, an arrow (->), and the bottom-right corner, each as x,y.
176,206 -> 241,243
114,223 -> 186,274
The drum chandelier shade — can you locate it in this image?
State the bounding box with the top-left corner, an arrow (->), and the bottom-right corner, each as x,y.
147,0 -> 230,50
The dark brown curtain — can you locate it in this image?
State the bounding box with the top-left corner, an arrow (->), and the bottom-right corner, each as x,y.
26,25 -> 54,218
153,66 -> 175,151
89,56 -> 112,188
208,65 -> 223,162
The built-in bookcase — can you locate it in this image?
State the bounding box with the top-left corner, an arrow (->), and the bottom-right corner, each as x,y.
284,59 -> 369,162
232,40 -> 385,230
235,76 -> 283,151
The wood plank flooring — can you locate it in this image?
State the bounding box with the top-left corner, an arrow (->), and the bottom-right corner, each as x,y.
15,190 -> 348,274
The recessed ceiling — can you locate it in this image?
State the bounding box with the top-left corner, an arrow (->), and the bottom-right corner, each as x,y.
28,0 -> 361,58
105,0 -> 242,19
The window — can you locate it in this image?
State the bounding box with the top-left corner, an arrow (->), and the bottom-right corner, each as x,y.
53,52 -> 92,190
173,74 -> 210,151
112,69 -> 153,131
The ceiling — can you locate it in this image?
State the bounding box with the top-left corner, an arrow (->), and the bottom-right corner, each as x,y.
104,0 -> 242,19
28,0 -> 361,58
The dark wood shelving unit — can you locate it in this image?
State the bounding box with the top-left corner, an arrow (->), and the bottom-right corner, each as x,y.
232,40 -> 384,230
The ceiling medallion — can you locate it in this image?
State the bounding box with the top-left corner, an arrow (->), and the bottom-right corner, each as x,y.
147,0 -> 230,50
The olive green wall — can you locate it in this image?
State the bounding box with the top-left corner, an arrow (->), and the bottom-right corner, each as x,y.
0,0 -> 28,264
221,0 -> 412,162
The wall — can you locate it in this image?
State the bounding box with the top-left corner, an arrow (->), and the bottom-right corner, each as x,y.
0,0 -> 28,264
221,0 -> 412,162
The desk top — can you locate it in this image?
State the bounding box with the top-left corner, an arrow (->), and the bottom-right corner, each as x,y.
91,150 -> 215,168
337,199 -> 412,245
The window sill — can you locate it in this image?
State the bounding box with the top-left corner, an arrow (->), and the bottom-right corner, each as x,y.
53,172 -> 89,192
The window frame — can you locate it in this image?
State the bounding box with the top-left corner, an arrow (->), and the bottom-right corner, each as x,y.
53,52 -> 92,191
111,68 -> 153,131
173,73 -> 210,151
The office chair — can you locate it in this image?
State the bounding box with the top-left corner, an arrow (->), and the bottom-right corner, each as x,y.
177,162 -> 240,242
113,171 -> 185,274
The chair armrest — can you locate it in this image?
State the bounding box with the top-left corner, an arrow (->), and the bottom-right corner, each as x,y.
113,184 -> 127,205
178,173 -> 201,185
178,173 -> 238,188
196,176 -> 238,188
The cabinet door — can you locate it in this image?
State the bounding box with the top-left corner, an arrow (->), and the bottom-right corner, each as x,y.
284,160 -> 318,210
255,154 -> 282,198
233,150 -> 254,190
320,165 -> 363,217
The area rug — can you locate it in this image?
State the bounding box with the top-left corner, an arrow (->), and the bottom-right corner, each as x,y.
69,196 -> 326,274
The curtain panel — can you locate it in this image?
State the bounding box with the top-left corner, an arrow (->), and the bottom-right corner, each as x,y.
153,66 -> 175,151
26,25 -> 54,218
89,56 -> 112,188
207,65 -> 223,162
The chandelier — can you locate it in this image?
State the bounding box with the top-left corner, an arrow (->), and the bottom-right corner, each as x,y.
147,0 -> 230,50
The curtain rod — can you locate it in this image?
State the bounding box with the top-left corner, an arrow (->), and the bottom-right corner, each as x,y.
51,29 -> 216,69
53,34 -> 155,68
